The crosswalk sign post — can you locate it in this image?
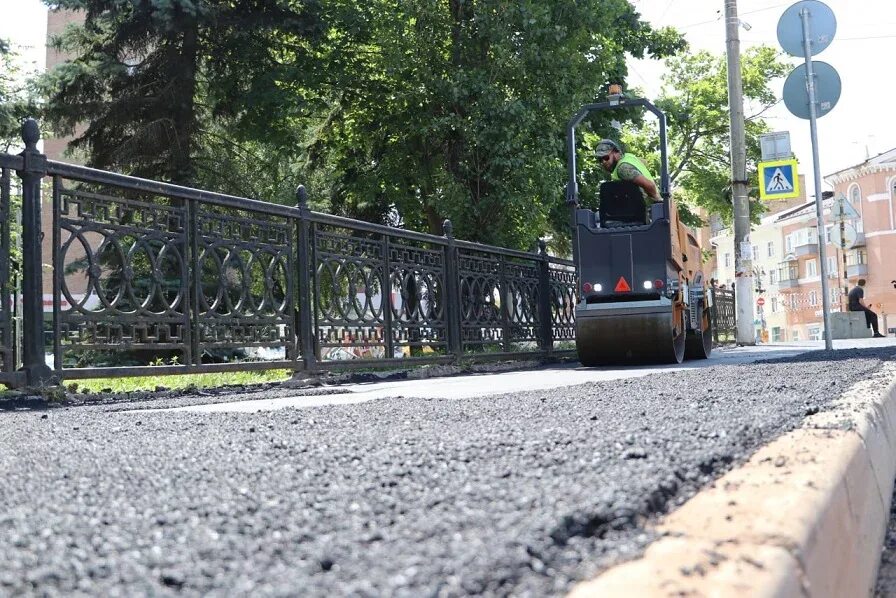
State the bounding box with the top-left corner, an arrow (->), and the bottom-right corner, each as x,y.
758,158 -> 800,200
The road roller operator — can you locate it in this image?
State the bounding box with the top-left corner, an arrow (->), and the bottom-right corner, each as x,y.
594,139 -> 661,204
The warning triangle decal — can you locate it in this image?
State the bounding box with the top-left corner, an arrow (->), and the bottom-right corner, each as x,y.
614,276 -> 631,292
766,168 -> 793,193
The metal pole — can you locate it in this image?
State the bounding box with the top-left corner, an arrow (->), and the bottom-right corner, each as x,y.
295,185 -> 319,372
442,219 -> 462,361
17,119 -> 55,386
537,239 -> 554,356
801,7 -> 834,350
724,0 -> 755,345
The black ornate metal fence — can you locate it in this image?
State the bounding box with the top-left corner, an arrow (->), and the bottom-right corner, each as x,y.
0,162 -> 15,385
709,287 -> 736,343
0,120 -> 578,388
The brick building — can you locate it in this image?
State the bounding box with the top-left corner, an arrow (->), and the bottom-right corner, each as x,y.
711,151 -> 896,342
824,148 -> 896,329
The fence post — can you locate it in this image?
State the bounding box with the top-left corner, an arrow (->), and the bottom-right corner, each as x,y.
17,119 -> 55,387
442,219 -> 462,361
537,239 -> 554,357
295,185 -> 318,373
709,287 -> 720,344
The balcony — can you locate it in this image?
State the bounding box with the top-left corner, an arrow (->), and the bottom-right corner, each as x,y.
777,266 -> 800,289
847,263 -> 868,277
846,250 -> 868,278
793,241 -> 818,257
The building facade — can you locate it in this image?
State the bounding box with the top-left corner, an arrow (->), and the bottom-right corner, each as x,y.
710,152 -> 896,342
824,148 -> 896,329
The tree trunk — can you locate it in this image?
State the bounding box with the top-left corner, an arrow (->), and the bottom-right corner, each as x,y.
172,19 -> 200,185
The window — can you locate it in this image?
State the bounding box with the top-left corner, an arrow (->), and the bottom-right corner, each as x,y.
772,327 -> 783,343
785,234 -> 794,253
767,241 -> 775,258
724,252 -> 731,268
791,330 -> 800,341
850,185 -> 864,233
826,256 -> 838,277
771,297 -> 778,313
825,225 -> 832,245
809,290 -> 818,306
790,294 -> 799,309
752,245 -> 759,260
830,286 -> 841,305
806,259 -> 817,278
808,326 -> 822,341
769,270 -> 778,284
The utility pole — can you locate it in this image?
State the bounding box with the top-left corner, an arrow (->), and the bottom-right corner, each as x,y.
725,0 -> 755,345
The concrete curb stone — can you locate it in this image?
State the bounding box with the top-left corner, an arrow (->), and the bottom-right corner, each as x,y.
569,362 -> 896,597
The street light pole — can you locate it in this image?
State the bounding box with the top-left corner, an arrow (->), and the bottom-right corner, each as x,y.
725,0 -> 755,345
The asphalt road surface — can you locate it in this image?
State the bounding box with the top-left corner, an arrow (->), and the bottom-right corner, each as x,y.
876,483 -> 896,597
2,345 -> 895,597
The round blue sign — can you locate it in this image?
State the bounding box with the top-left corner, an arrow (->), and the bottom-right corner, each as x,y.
777,0 -> 837,58
782,61 -> 841,120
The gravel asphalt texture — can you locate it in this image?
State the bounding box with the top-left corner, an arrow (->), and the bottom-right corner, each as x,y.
3,347 -> 895,597
876,478 -> 896,597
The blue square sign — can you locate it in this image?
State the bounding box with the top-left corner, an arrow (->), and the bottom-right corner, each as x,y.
759,158 -> 800,200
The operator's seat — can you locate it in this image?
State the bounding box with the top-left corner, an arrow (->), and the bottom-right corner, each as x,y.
599,181 -> 648,228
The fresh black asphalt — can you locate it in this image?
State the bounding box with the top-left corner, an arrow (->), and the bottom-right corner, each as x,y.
2,347 -> 894,597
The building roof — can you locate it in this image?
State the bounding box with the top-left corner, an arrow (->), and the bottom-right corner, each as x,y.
825,147 -> 896,184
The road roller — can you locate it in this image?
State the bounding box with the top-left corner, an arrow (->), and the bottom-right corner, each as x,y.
565,91 -> 712,365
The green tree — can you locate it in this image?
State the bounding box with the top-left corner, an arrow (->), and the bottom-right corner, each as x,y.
617,46 -> 789,226
0,39 -> 39,152
40,0 -> 322,187
305,0 -> 683,248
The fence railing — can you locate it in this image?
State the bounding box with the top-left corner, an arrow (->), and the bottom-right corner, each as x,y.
1,120 -> 578,388
709,287 -> 736,343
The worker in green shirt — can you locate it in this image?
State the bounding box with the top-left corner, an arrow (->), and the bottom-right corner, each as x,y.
595,138 -> 692,272
595,139 -> 662,203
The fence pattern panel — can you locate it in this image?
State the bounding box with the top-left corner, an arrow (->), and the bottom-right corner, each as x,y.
456,247 -> 542,354
50,170 -> 298,375
311,219 -> 450,362
710,287 -> 736,343
548,260 -> 577,347
52,177 -> 192,369
0,164 -> 14,380
193,203 -> 296,363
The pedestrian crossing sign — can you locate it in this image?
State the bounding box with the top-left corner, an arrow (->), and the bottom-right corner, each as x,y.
759,158 -> 800,200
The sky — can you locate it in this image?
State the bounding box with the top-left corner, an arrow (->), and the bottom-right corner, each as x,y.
629,0 -> 896,199
1,0 -> 895,199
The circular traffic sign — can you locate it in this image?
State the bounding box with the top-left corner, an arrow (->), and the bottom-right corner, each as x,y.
831,222 -> 858,249
757,297 -> 766,307
777,0 -> 837,58
782,61 -> 841,120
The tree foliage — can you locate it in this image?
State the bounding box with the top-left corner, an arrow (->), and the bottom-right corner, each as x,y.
305,0 -> 683,247
618,46 -> 789,226
0,39 -> 39,152
40,1 -> 685,247
40,0 -> 322,189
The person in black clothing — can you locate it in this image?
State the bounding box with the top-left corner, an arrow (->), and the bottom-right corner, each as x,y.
848,279 -> 885,337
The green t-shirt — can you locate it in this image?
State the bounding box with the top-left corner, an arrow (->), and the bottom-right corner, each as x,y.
611,154 -> 655,184
610,153 -> 656,201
